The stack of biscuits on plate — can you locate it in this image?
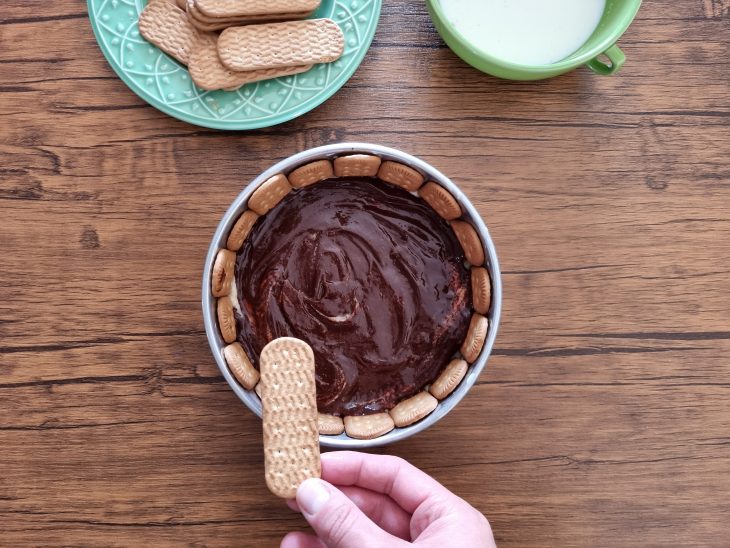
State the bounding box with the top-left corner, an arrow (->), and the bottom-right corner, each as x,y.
139,0 -> 344,91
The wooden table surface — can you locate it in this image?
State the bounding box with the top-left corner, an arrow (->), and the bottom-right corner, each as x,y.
2,0 -> 730,546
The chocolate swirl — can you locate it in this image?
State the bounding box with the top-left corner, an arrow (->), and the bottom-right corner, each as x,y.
235,178 -> 471,415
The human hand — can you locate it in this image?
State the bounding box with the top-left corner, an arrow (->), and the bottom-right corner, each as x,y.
281,451 -> 495,548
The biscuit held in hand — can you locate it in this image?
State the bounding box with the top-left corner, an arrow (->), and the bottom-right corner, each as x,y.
283,452 -> 496,547
260,337 -> 320,498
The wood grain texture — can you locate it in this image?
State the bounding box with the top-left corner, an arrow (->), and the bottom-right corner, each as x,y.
1,0 -> 729,546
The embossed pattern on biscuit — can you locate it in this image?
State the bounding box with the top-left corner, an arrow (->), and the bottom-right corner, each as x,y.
247,174 -> 293,215
419,181 -> 462,221
188,15 -> 239,32
318,413 -> 345,435
430,358 -> 468,400
461,313 -> 489,363
377,161 -> 425,191
189,12 -> 312,31
471,266 -> 492,315
333,154 -> 382,177
389,391 -> 438,427
192,3 -> 306,22
223,342 -> 259,389
344,413 -> 395,440
196,0 -> 320,18
218,19 -> 344,71
187,0 -> 311,31
450,220 -> 486,266
260,338 -> 320,499
188,35 -> 312,91
211,248 -> 236,297
139,0 -> 203,65
217,297 -> 237,343
227,210 -> 259,251
289,160 -> 334,188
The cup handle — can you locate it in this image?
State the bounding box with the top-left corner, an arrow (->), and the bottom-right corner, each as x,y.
586,44 -> 626,75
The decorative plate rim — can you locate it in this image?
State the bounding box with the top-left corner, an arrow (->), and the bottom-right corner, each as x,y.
86,0 -> 382,130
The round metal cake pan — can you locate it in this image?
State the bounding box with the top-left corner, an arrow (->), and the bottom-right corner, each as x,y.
202,142 -> 502,448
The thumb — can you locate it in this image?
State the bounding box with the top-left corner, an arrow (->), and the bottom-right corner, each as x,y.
296,478 -> 406,548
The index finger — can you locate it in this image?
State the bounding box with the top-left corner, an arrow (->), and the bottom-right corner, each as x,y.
320,451 -> 456,514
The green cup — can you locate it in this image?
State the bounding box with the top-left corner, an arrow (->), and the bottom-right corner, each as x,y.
426,0 -> 642,80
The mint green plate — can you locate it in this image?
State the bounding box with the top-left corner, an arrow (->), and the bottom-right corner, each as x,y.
87,0 -> 381,129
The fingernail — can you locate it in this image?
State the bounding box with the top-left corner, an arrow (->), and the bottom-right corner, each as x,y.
297,478 -> 330,516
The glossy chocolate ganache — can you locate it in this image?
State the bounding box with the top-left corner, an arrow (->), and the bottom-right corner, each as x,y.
235,178 -> 471,416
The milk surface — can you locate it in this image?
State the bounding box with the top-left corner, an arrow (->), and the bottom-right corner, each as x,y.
440,0 -> 606,66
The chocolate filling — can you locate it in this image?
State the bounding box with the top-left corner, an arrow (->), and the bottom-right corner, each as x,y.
235,178 -> 471,415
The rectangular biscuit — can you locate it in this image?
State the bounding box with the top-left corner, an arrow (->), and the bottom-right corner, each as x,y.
429,358 -> 468,400
227,210 -> 259,251
216,297 -> 236,343
318,413 -> 345,435
139,0 -> 204,65
187,0 -> 312,31
189,12 -> 314,32
218,18 -> 344,72
260,337 -> 320,499
389,392 -> 438,428
211,248 -> 235,297
460,313 -> 489,363
333,154 -> 382,178
288,160 -> 334,188
195,0 -> 320,18
188,34 -> 312,91
470,266 -> 492,315
343,413 -> 394,440
450,220 -> 485,266
223,342 -> 259,389
377,160 -> 425,192
247,174 -> 292,215
418,181 -> 462,221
